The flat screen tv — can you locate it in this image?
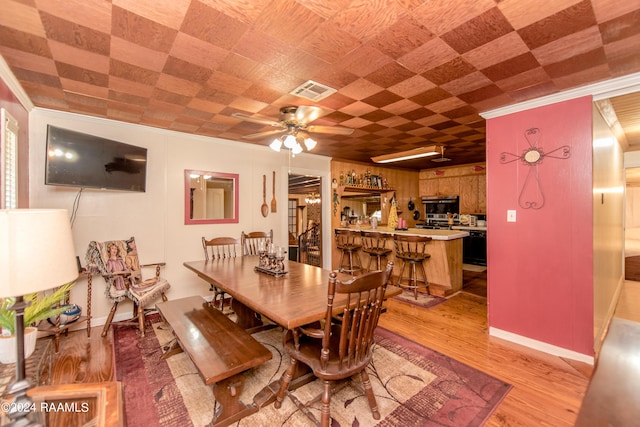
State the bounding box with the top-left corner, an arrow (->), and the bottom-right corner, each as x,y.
45,125 -> 147,192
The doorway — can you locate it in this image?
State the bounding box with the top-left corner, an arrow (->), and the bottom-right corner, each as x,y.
288,174 -> 322,267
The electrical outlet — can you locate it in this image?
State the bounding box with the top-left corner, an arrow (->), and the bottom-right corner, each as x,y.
507,210 -> 516,222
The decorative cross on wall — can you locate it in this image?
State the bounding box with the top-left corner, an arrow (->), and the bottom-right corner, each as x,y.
500,128 -> 571,209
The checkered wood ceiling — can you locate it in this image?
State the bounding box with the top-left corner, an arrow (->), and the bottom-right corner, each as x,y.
1,0 -> 639,170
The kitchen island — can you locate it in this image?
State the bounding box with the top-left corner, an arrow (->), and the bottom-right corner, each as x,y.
333,227 -> 468,296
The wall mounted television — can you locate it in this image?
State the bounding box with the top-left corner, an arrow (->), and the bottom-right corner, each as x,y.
45,125 -> 147,192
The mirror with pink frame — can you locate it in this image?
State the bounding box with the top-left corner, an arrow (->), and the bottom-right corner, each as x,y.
184,169 -> 239,224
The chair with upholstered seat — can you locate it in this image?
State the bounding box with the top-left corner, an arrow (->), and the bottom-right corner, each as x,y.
360,231 -> 392,271
274,261 -> 394,427
241,229 -> 273,255
202,236 -> 241,311
334,229 -> 363,275
86,237 -> 170,337
393,234 -> 432,299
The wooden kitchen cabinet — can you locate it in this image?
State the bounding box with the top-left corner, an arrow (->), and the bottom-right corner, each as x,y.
419,179 -> 439,196
459,175 -> 478,213
437,177 -> 459,196
477,174 -> 486,213
418,163 -> 486,214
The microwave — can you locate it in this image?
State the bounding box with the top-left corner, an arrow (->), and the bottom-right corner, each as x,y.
421,195 -> 460,218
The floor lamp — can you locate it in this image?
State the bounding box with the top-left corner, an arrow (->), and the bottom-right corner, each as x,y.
0,209 -> 78,426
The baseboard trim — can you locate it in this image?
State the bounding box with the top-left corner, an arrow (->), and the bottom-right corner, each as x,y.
489,327 -> 594,365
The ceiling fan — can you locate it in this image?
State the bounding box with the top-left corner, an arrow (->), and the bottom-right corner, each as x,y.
231,106 -> 354,153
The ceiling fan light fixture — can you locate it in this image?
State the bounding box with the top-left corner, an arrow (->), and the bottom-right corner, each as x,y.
371,145 -> 441,163
292,142 -> 303,155
303,137 -> 317,151
269,137 -> 282,152
283,134 -> 297,149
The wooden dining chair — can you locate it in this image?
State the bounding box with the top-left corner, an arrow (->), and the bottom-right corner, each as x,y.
274,261 -> 394,427
201,236 -> 241,312
240,229 -> 273,255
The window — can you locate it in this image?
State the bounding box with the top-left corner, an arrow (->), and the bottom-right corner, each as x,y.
288,199 -> 298,236
1,108 -> 18,209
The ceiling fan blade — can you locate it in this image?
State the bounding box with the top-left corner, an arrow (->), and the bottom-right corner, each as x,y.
294,106 -> 323,124
307,125 -> 354,135
231,112 -> 281,127
242,129 -> 287,140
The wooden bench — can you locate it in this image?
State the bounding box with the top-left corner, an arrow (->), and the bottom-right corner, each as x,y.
156,296 -> 272,427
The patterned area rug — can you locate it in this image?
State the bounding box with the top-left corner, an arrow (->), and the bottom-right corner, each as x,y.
115,315 -> 510,427
393,290 -> 447,309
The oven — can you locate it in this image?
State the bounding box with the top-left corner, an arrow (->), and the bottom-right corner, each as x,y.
463,230 -> 487,266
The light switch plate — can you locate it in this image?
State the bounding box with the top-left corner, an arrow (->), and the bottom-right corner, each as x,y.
507,210 -> 516,222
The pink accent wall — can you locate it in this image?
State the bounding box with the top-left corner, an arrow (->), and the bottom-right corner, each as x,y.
0,77 -> 30,206
486,96 -> 594,356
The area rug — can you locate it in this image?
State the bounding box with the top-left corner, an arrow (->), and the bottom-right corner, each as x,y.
115,316 -> 510,427
392,289 -> 447,310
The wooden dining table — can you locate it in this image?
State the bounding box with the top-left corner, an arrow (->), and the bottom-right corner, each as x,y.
183,256 -> 401,331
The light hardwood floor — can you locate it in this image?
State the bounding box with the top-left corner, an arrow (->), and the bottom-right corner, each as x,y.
47,270 -> 596,426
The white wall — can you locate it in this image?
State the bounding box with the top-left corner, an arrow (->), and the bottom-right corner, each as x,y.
29,108 -> 331,326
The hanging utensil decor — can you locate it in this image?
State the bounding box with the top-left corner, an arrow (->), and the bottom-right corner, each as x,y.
261,175 -> 269,217
408,198 -> 415,211
271,171 -> 277,213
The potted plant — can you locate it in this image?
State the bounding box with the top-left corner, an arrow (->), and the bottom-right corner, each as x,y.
0,282 -> 74,363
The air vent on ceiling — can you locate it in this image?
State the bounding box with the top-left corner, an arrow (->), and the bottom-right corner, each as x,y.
290,80 -> 337,101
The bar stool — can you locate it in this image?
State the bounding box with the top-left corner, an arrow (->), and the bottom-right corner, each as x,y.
393,235 -> 432,299
361,231 -> 392,271
335,229 -> 363,275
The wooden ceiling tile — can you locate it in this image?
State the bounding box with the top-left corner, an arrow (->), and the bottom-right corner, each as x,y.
531,26 -> 603,66
0,46 -> 57,75
368,14 -> 435,60
339,78 -> 385,100
440,8 -> 515,55
48,40 -> 109,74
36,0 -> 112,34
364,62 -> 416,89
110,37 -> 167,72
112,0 -> 191,29
498,0 -> 584,29
298,21 -> 361,63
481,52 -> 541,81
462,31 -> 530,70
180,1 -> 247,50
398,37 -> 459,74
388,74 -> 436,98
381,98 -> 423,115
591,0 -> 640,23
112,6 -> 176,53
253,0 -> 324,44
108,75 -> 155,98
332,46 -> 390,79
2,0 -> 46,36
330,0 -> 404,41
206,70 -> 252,96
517,1 -> 597,50
170,32 -> 228,70
156,73 -> 202,97
412,0 -> 496,36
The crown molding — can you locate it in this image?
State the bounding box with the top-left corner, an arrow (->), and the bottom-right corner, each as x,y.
0,54 -> 34,111
481,72 -> 640,119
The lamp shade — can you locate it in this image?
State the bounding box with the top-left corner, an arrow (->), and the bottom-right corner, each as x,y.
0,209 -> 78,298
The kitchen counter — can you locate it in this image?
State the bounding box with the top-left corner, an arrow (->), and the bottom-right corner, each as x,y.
333,226 -> 466,296
336,226 -> 468,240
452,225 -> 487,231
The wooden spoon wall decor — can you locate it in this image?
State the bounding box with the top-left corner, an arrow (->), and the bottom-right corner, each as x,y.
261,174 -> 269,217
271,171 -> 277,213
